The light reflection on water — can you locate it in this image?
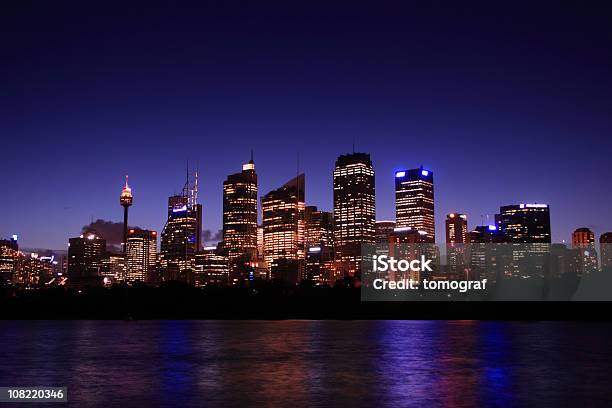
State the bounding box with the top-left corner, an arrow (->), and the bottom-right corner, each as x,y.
0,320 -> 611,407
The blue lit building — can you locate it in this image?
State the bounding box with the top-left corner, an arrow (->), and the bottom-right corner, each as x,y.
395,166 -> 435,241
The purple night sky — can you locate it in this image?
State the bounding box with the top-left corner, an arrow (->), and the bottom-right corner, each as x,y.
1,3 -> 611,249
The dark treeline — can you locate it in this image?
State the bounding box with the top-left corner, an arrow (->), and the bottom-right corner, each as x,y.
0,280 -> 609,320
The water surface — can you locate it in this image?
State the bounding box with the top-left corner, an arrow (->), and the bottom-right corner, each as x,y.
1,321 -> 611,407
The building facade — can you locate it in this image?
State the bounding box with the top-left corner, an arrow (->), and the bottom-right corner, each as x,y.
160,193 -> 202,283
395,167 -> 435,240
600,232 -> 612,270
126,229 -> 157,282
0,236 -> 18,284
261,174 -> 305,283
333,153 -> 375,277
445,213 -> 468,244
222,159 -> 258,276
195,247 -> 229,287
67,231 -> 106,285
496,204 -> 551,243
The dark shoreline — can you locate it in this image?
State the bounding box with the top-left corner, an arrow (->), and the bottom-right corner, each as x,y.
1,283 -> 610,320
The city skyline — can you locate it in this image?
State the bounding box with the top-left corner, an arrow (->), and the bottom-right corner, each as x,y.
2,4 -> 612,249
2,149 -> 611,251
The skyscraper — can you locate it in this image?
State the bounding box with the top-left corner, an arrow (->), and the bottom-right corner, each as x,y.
571,227 -> 598,275
445,213 -> 468,244
445,213 -> 468,280
222,158 -> 258,272
333,153 -> 375,276
195,247 -> 229,287
395,167 -> 435,240
0,236 -> 18,284
600,232 -> 612,270
126,229 -> 157,282
261,174 -> 305,283
119,175 -> 133,253
305,206 -> 334,249
67,231 -> 106,286
304,206 -> 334,284
496,204 -> 551,243
572,227 -> 595,246
159,171 -> 202,283
496,204 -> 551,278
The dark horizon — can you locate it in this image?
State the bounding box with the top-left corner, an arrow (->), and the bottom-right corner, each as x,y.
2,3 -> 612,249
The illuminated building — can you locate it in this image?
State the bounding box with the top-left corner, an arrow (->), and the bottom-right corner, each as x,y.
126,229 -> 157,282
600,232 -> 612,270
445,213 -> 468,280
15,253 -> 54,287
469,225 -> 508,244
304,206 -> 334,283
496,204 -> 551,278
160,170 -> 202,284
67,231 -> 106,286
261,174 -> 305,284
496,204 -> 551,243
120,175 -> 133,253
445,213 -> 468,244
102,252 -> 125,281
375,221 -> 396,244
388,227 -> 435,282
395,167 -> 435,241
257,225 -> 264,259
571,227 -> 598,275
223,157 -> 258,276
333,153 -> 375,277
468,225 -> 509,281
305,245 -> 334,285
572,227 -> 595,246
0,235 -> 18,284
305,206 -> 334,249
195,247 -> 229,287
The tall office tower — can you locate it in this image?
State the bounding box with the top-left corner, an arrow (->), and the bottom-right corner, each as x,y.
496,204 -> 551,278
195,247 -> 229,287
305,206 -> 334,249
572,227 -> 595,246
600,232 -> 612,270
0,235 -> 19,284
496,204 -> 551,243
126,229 -> 157,282
119,175 -> 133,253
223,158 -> 258,272
333,153 -> 375,276
445,213 -> 468,244
261,174 -> 305,284
67,231 -> 106,286
445,213 -> 468,280
395,167 -> 435,240
160,170 -> 202,284
571,227 -> 598,275
304,206 -> 334,283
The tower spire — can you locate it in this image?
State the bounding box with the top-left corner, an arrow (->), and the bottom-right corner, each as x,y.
120,174 -> 133,254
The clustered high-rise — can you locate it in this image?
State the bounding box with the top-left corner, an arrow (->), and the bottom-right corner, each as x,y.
333,153 -> 375,276
221,157 -> 258,279
3,150 -> 611,290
